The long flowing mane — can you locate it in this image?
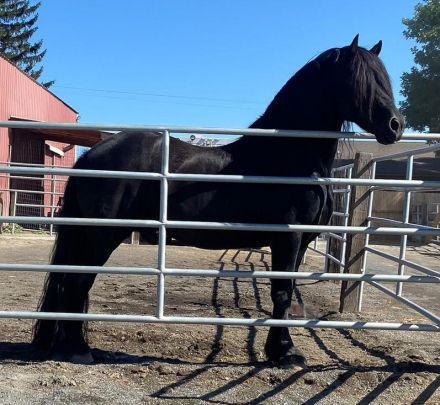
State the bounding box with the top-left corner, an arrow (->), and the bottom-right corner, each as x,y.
252,45 -> 394,131
348,47 -> 393,118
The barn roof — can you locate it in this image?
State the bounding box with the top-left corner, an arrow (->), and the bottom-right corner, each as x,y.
25,127 -> 112,147
9,117 -> 112,147
0,54 -> 78,115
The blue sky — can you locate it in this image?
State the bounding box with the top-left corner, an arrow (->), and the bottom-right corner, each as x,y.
37,1 -> 418,129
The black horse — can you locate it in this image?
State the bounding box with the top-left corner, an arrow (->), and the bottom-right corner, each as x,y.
33,36 -> 404,366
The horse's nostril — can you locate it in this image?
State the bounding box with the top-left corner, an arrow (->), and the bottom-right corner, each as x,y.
390,118 -> 400,132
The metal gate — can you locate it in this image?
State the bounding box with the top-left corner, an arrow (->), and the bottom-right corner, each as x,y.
0,121 -> 439,334
9,129 -> 45,229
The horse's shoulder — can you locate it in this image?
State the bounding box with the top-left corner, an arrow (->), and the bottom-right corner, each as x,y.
296,172 -> 333,224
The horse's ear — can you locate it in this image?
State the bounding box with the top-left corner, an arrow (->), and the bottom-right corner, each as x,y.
370,40 -> 382,56
349,34 -> 359,53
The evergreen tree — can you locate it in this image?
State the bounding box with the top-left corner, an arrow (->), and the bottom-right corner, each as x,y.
400,0 -> 440,133
0,1 -> 53,87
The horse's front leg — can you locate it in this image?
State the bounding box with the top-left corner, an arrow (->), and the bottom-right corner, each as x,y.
265,234 -> 307,368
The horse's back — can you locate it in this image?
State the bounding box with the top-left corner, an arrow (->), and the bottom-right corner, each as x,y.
70,131 -> 232,221
76,131 -> 163,173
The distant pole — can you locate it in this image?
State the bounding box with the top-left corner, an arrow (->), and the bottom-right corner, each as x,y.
11,191 -> 17,235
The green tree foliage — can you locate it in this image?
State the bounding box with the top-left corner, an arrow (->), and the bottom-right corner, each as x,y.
400,0 -> 440,133
0,1 -> 53,87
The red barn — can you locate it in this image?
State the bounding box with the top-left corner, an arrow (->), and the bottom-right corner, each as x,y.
0,55 -> 92,226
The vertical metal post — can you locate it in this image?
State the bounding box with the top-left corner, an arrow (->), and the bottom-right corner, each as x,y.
50,175 -> 56,236
301,251 -> 307,264
7,146 -> 11,222
325,168 -> 335,273
358,162 -> 376,311
11,191 -> 17,234
156,130 -> 170,319
397,155 -> 413,296
437,205 -> 440,243
339,167 -> 352,269
324,235 -> 330,273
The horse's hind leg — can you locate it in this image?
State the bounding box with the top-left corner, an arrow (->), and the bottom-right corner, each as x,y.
33,225 -> 130,363
50,272 -> 97,363
265,235 -> 307,368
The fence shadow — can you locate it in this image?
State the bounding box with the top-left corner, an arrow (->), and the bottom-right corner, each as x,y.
1,247 -> 439,404
148,251 -> 440,404
151,276 -> 440,404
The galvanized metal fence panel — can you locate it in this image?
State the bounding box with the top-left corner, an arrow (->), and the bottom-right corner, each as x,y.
0,121 -> 439,333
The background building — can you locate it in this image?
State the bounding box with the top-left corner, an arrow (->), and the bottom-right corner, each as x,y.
0,54 -> 79,224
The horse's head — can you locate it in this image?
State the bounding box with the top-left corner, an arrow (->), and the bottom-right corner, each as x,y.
319,35 -> 404,145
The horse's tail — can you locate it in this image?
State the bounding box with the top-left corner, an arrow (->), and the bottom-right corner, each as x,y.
32,176 -> 87,348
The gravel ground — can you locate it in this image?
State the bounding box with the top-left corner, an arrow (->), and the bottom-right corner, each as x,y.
0,235 -> 438,404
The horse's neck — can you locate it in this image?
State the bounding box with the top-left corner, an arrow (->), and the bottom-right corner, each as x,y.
240,74 -> 343,175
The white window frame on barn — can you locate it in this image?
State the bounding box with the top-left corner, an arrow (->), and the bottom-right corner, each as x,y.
0,120 -> 439,334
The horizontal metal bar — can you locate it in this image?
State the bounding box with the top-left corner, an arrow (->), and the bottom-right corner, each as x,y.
0,175 -> 67,182
371,186 -> 440,193
0,310 -> 438,331
2,263 -> 438,283
166,173 -> 440,188
0,263 -> 160,276
328,255 -> 343,267
2,215 -> 440,235
372,142 -> 440,162
0,121 -> 371,138
0,121 -> 385,139
332,164 -> 355,172
367,217 -> 406,226
0,120 -> 439,141
307,245 -> 325,255
368,216 -> 439,231
0,161 -> 71,168
0,165 -> 162,181
0,215 -> 161,228
0,188 -> 64,196
15,203 -> 57,209
332,189 -> 350,194
307,247 -> 343,266
164,269 -> 439,282
365,247 -> 440,277
166,221 -> 440,235
332,212 -> 349,217
368,281 -> 440,325
2,165 -> 440,188
326,232 -> 347,242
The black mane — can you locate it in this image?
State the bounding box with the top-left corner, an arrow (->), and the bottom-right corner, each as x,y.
349,46 -> 393,119
252,45 -> 394,131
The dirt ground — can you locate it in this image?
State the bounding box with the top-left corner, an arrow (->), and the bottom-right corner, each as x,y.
0,235 -> 438,405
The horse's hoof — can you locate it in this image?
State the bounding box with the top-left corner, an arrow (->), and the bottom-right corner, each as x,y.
268,347 -> 307,369
275,352 -> 307,369
69,352 -> 94,364
50,349 -> 94,364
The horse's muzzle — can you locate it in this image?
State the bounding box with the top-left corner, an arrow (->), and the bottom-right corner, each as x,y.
378,114 -> 404,145
388,116 -> 404,142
